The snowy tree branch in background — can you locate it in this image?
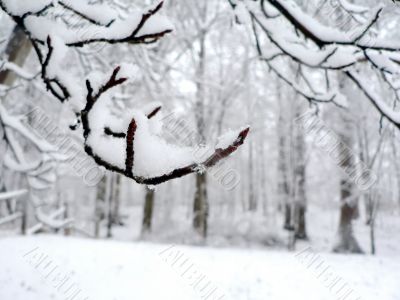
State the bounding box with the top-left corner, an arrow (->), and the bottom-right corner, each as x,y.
232,0 -> 400,128
0,190 -> 26,226
0,102 -> 59,191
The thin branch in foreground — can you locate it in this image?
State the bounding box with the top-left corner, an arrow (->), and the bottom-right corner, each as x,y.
81,67 -> 249,185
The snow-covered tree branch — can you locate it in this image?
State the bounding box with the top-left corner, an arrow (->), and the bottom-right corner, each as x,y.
232,0 -> 400,128
0,0 -> 249,186
82,66 -> 249,185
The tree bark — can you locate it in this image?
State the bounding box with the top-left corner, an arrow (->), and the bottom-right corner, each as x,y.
63,202 -> 71,236
20,192 -> 28,235
192,3 -> 209,239
332,74 -> 364,254
294,204 -> 307,239
142,187 -> 155,234
333,120 -> 363,254
193,172 -> 208,238
277,81 -> 292,231
294,102 -> 307,240
112,174 -> 122,225
94,176 -> 106,238
106,174 -> 115,238
333,187 -> 363,254
248,140 -> 257,211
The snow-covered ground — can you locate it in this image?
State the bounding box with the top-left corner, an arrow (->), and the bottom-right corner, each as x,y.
0,236 -> 399,300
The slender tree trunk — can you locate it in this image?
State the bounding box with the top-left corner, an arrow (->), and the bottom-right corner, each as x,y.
20,193 -> 28,235
63,202 -> 71,236
283,204 -> 293,230
112,174 -> 122,225
390,139 -> 400,211
106,174 -> 115,238
294,205 -> 306,238
294,156 -> 307,241
142,187 -> 155,234
276,79 -> 295,233
192,4 -> 209,239
370,204 -> 376,255
294,102 -> 307,240
248,140 -> 257,211
193,172 -> 208,238
260,136 -> 268,216
94,176 -> 106,238
278,109 -> 292,230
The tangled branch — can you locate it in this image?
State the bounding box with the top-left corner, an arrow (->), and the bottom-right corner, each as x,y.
0,0 -> 249,185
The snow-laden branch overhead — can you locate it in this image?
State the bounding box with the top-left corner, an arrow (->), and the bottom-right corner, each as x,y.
0,0 -> 250,185
0,0 -> 174,106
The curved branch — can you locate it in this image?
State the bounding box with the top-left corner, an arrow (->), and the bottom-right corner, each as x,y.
81,67 -> 249,185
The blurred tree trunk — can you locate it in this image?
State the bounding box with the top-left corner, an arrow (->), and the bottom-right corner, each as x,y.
106,174 -> 115,238
20,193 -> 28,235
369,193 -> 379,255
192,4 -> 209,238
112,174 -> 122,225
193,173 -> 208,238
331,72 -> 364,254
94,176 -> 106,238
294,102 -> 307,240
333,115 -> 363,254
63,202 -> 71,236
248,140 -> 257,211
277,82 -> 292,231
391,139 -> 400,211
334,189 -> 363,254
142,187 -> 155,234
260,136 -> 268,216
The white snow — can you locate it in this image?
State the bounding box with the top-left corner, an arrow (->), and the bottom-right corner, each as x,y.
0,236 -> 398,300
1,61 -> 35,80
130,111 -> 197,177
24,3 -> 174,46
1,0 -> 53,16
86,86 -> 244,179
216,127 -> 247,149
